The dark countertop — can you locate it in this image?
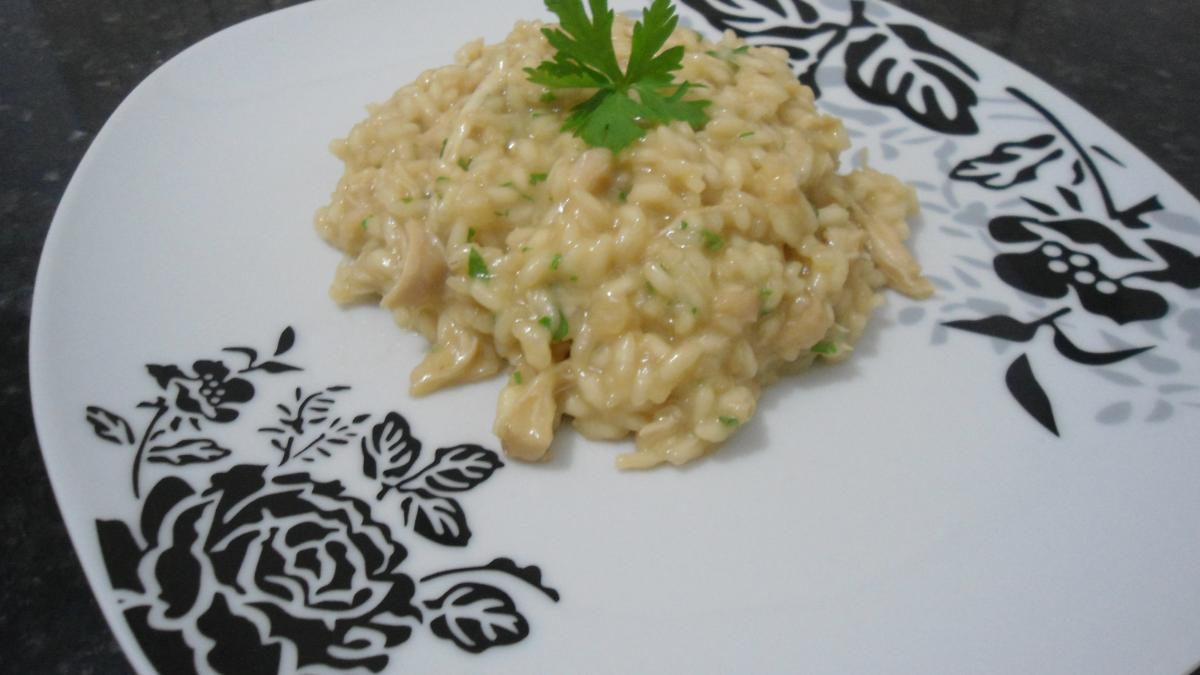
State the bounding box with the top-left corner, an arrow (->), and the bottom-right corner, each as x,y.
1,1 -> 1197,672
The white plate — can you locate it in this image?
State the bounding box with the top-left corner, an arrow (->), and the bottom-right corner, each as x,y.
30,0 -> 1200,673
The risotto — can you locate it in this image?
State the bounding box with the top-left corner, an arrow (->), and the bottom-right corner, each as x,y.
315,15 -> 932,468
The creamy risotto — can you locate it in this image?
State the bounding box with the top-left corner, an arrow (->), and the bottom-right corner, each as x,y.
315,17 -> 932,468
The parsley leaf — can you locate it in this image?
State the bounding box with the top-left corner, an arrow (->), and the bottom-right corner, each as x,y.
539,310 -> 570,341
700,228 -> 724,251
811,340 -> 838,355
527,0 -> 710,153
468,248 -> 491,280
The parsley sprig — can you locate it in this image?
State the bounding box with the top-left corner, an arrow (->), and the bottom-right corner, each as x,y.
526,0 -> 710,153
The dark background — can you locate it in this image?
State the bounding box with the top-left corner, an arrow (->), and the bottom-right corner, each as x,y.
2,0 -> 1197,672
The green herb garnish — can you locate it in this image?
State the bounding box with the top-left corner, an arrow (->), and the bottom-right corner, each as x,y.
468,248 -> 491,279
401,196 -> 414,204
539,310 -> 570,341
540,91 -> 557,103
530,172 -> 549,184
360,218 -> 370,230
679,220 -> 688,230
439,138 -> 447,158
700,228 -> 724,251
550,253 -> 563,271
718,416 -> 740,428
525,0 -> 711,153
500,181 -> 535,202
458,157 -> 473,171
618,189 -> 629,202
467,227 -> 477,243
513,371 -> 524,385
739,131 -> 754,139
811,340 -> 838,355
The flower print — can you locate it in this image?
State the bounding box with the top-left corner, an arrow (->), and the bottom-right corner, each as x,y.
148,360 -> 255,423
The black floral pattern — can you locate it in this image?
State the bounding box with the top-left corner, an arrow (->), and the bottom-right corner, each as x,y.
683,0 -> 1200,435
680,0 -> 980,133
940,86 -> 1200,433
87,328 -> 558,673
98,467 -> 420,674
148,360 -> 256,422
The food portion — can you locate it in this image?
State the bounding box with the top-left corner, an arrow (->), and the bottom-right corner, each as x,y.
315,0 -> 932,468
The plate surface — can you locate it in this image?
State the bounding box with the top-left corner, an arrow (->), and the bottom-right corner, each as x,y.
30,0 -> 1200,673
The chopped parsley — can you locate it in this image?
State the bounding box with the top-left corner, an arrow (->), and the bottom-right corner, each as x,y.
500,181 -> 535,201
550,253 -> 563,271
525,0 -> 710,153
680,220 -> 689,230
457,156 -> 472,171
540,91 -> 557,103
512,371 -> 524,385
618,189 -> 629,202
700,228 -> 724,251
539,310 -> 569,341
811,340 -> 838,355
718,416 -> 740,428
467,227 -> 476,243
708,44 -> 750,67
439,138 -> 447,158
401,196 -> 414,204
739,131 -> 755,139
360,217 -> 370,230
468,248 -> 491,280
530,172 -> 548,185
436,176 -> 449,183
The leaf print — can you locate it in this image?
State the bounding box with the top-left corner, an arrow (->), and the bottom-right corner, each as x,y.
949,135 -> 1063,189
844,23 -> 979,134
1132,239 -> 1200,289
85,406 -> 135,446
408,445 -> 504,493
273,326 -> 296,356
1005,354 -> 1059,436
401,489 -> 471,546
942,314 -> 1039,342
1051,328 -> 1153,366
426,583 -> 529,653
146,438 -> 231,465
362,412 -> 422,484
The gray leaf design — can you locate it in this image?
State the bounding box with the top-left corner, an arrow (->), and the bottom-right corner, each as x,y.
1145,400 -> 1173,423
1095,401 -> 1133,425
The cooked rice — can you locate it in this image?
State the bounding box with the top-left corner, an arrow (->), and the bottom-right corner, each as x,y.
315,17 -> 932,468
